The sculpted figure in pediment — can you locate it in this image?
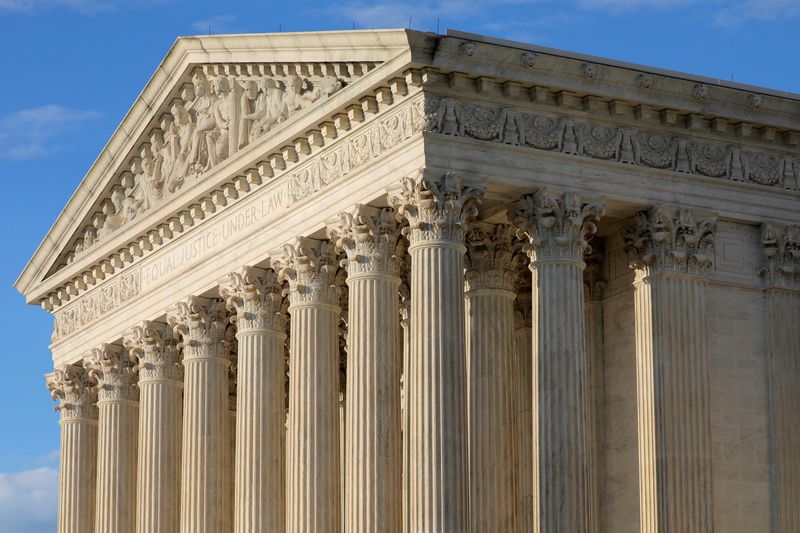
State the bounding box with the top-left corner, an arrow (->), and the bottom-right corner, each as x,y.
168,100 -> 195,188
187,70 -> 219,171
249,78 -> 287,140
211,76 -> 234,162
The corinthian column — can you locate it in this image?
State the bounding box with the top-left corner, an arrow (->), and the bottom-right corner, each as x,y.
760,222 -> 800,532
513,262 -> 534,533
510,190 -> 604,533
167,296 -> 232,533
47,363 -> 98,533
328,205 -> 404,533
464,222 -> 519,532
275,237 -> 341,533
219,267 -> 287,533
124,321 -> 182,533
86,344 -> 139,533
622,206 -> 717,533
389,170 -> 484,532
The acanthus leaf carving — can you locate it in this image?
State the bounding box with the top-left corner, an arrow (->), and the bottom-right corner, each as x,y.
760,222 -> 800,290
85,343 -> 139,402
124,320 -> 182,382
46,363 -> 98,421
275,237 -> 342,307
622,206 -> 717,275
327,205 -> 405,277
219,267 -> 287,334
166,296 -> 231,360
387,170 -> 485,246
464,222 -> 519,292
510,190 -> 604,263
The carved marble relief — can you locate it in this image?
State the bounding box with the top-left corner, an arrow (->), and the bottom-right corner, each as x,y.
66,63 -> 365,265
425,97 -> 800,191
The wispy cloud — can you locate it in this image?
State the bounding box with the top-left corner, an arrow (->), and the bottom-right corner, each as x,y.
191,14 -> 239,34
710,0 -> 800,25
0,105 -> 101,160
0,467 -> 58,533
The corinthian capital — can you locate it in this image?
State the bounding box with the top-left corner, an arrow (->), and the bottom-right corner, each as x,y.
465,222 -> 519,292
761,222 -> 800,289
387,170 -> 484,246
219,267 -> 287,333
46,363 -> 98,421
622,206 -> 717,275
124,321 -> 182,382
274,237 -> 341,307
166,296 -> 231,359
510,190 -> 604,263
85,343 -> 138,402
327,205 -> 405,277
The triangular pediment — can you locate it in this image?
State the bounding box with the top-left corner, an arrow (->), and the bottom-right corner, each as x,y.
16,29 -> 427,304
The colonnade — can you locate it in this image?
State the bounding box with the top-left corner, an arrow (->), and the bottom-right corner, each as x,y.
45,171 -> 799,533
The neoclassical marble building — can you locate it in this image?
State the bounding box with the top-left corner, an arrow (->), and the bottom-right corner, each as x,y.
15,29 -> 800,533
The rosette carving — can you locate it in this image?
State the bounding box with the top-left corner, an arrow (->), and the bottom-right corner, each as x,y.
46,363 -> 98,421
166,296 -> 231,359
761,222 -> 800,289
85,343 -> 139,402
388,170 -> 485,245
622,206 -> 717,275
275,237 -> 341,307
510,190 -> 604,263
124,321 -> 182,382
327,205 -> 405,277
464,223 -> 519,292
219,267 -> 287,333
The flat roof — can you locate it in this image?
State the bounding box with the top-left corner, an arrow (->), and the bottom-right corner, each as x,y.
447,29 -> 800,102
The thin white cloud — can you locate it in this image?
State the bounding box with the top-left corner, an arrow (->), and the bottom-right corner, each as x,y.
191,14 -> 239,34
711,0 -> 800,25
0,467 -> 58,533
0,105 -> 101,160
0,0 -> 116,14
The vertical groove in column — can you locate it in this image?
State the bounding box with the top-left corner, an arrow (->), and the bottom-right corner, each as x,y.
635,274 -> 714,533
48,364 -> 98,533
514,322 -> 534,533
534,261 -> 589,533
408,243 -> 469,531
286,304 -> 341,533
766,289 -> 800,532
584,292 -> 606,532
136,377 -> 182,532
400,286 -> 411,533
167,297 -> 232,533
86,345 -> 139,533
344,274 -> 402,533
466,288 -> 518,532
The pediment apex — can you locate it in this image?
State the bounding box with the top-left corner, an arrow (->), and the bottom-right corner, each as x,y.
16,29 -> 430,304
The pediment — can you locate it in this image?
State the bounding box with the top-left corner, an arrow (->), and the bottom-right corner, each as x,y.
16,29 -> 425,304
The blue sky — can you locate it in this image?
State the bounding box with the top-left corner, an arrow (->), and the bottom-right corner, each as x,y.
0,0 -> 798,530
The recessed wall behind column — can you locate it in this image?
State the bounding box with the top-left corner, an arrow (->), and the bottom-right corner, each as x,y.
600,228 -> 639,533
708,220 -> 771,533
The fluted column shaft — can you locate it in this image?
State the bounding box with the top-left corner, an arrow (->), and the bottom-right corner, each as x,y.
167,297 -> 232,533
511,190 -> 604,533
221,268 -> 287,533
513,290 -> 534,533
48,365 -> 98,533
389,171 -> 484,532
465,223 -> 518,532
329,205 -> 404,533
87,345 -> 139,533
624,207 -> 717,533
277,237 -> 342,533
126,322 -> 183,533
761,222 -> 800,532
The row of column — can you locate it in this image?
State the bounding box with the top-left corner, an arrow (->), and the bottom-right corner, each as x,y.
46,171 -> 799,533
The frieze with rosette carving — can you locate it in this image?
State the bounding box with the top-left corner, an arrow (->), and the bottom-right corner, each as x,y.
425,97 -> 800,191
65,62 -> 378,266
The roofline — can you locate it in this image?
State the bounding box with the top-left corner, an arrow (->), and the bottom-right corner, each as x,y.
447,29 -> 800,102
